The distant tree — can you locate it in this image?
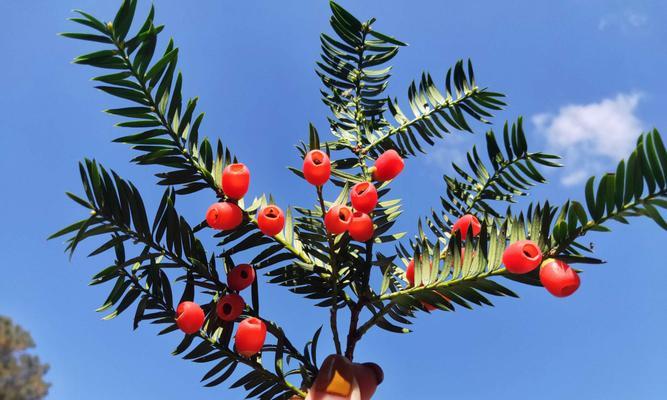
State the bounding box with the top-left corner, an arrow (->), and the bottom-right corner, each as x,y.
0,317 -> 50,400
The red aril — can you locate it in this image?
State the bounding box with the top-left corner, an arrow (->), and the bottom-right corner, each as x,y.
303,150 -> 331,186
350,182 -> 378,214
222,163 -> 250,200
175,301 -> 205,334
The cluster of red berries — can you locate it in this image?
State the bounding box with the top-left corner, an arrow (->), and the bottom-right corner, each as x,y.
304,149 -> 404,241
192,150 -> 405,356
459,214 -> 580,297
175,263 -> 266,357
404,214 -> 581,311
205,162 -> 286,236
503,240 -> 580,298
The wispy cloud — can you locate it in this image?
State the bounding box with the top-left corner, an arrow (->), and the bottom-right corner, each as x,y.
532,93 -> 644,186
598,11 -> 648,31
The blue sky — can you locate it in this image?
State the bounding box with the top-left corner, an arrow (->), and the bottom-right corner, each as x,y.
1,0 -> 667,399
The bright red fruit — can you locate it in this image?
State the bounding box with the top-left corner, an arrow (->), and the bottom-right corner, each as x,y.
451,214 -> 481,240
350,182 -> 378,214
235,317 -> 267,357
302,150 -> 331,186
405,259 -> 449,311
539,258 -> 581,298
257,205 -> 285,236
222,163 -> 250,200
502,240 -> 543,274
406,259 -> 432,286
348,212 -> 374,242
324,205 -> 353,235
406,259 -> 415,286
227,264 -> 256,291
372,149 -> 404,181
216,294 -> 245,322
175,301 -> 205,334
206,202 -> 243,231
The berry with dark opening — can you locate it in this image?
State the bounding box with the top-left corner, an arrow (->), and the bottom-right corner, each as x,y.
175,301 -> 205,334
502,240 -> 543,274
216,294 -> 245,322
302,150 -> 331,186
235,317 -> 267,357
206,202 -> 243,231
222,163 -> 250,200
372,149 -> 404,181
348,212 -> 374,242
451,214 -> 481,240
350,182 -> 378,214
324,205 -> 353,235
539,258 -> 581,298
227,264 -> 256,291
257,205 -> 285,236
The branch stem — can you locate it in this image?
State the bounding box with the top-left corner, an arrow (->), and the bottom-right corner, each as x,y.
121,265 -> 307,398
360,89 -> 479,154
317,186 -> 343,356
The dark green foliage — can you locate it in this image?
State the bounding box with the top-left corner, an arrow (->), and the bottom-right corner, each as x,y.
0,316 -> 50,400
369,131 -> 667,333
66,2 -> 232,196
431,118 -> 561,233
377,62 -> 506,157
53,0 -> 667,398
318,2 -> 405,136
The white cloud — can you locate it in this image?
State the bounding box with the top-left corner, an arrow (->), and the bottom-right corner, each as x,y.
599,11 -> 648,31
532,93 -> 644,186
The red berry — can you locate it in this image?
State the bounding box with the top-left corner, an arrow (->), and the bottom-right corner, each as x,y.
206,202 -> 243,231
451,214 -> 481,240
227,264 -> 256,291
422,293 -> 451,312
257,205 -> 285,236
235,317 -> 267,357
406,259 -> 415,286
405,259 -> 433,286
350,182 -> 378,214
348,212 -> 374,242
324,205 -> 353,235
222,163 -> 250,200
302,150 -> 331,186
175,301 -> 205,334
502,240 -> 543,274
372,149 -> 404,181
405,259 -> 450,311
216,294 -> 245,322
539,259 -> 581,298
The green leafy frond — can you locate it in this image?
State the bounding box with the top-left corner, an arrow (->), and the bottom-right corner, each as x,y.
50,159 -> 222,288
63,2 -> 314,274
362,60 -> 506,157
361,129 -> 667,335
427,118 -> 560,240
319,1 -> 406,138
64,2 -> 232,196
551,129 -> 667,254
50,157 -> 311,397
